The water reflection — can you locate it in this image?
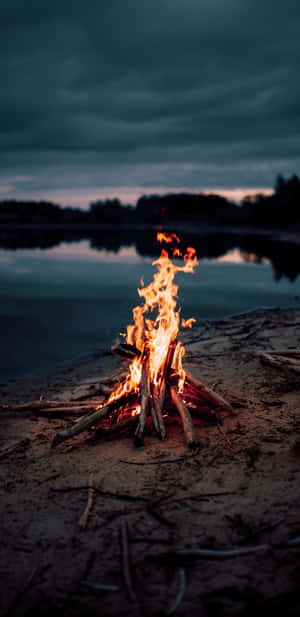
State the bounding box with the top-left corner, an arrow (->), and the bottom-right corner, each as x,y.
0,227 -> 299,280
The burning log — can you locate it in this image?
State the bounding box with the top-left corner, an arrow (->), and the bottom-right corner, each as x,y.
170,387 -> 199,448
134,350 -> 150,447
151,340 -> 177,440
51,393 -> 134,448
112,342 -> 141,360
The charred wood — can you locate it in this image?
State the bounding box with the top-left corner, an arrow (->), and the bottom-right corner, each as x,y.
51,393 -> 134,448
134,352 -> 150,447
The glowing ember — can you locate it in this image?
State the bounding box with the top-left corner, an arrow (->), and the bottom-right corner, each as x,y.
107,232 -> 198,407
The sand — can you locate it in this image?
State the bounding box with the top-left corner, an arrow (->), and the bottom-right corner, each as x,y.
0,307 -> 299,616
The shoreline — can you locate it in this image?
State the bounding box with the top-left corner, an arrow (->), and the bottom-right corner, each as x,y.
1,306 -> 300,616
0,305 -> 296,405
1,221 -> 300,244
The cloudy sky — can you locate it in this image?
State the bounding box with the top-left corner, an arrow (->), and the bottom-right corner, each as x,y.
1,0 -> 299,207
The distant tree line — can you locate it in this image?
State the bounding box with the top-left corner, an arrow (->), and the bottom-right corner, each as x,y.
1,174 -> 300,228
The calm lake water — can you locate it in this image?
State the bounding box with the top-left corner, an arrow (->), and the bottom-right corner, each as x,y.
1,233 -> 300,382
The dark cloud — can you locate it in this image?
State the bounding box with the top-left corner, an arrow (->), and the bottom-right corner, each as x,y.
0,0 -> 299,204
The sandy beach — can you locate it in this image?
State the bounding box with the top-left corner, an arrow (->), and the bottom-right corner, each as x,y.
1,307 -> 300,616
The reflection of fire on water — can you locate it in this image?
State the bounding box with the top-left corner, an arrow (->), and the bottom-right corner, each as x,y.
52,233 -> 233,449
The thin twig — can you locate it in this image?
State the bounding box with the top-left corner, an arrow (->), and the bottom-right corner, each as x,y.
4,564 -> 39,617
151,536 -> 300,563
166,567 -> 186,615
80,581 -> 119,592
79,473 -> 95,529
120,519 -> 137,603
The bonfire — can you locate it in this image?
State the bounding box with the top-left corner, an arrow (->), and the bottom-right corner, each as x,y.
50,232 -> 232,449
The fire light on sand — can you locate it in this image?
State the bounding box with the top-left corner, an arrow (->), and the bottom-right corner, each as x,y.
51,232 -> 233,449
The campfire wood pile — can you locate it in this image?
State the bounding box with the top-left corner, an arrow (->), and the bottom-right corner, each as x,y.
53,233 -> 235,449
49,339 -> 233,449
4,231 -> 234,451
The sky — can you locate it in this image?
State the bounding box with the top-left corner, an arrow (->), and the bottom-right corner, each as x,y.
1,0 -> 299,208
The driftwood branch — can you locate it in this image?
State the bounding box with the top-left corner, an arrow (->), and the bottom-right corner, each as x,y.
170,387 -> 199,448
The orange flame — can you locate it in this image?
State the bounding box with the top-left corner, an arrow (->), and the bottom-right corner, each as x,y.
182,317 -> 196,329
157,232 -> 180,244
107,232 -> 198,405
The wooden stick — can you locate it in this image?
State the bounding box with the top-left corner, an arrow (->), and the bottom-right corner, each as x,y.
152,387 -> 167,440
80,581 -> 119,592
166,567 -> 186,615
1,400 -> 101,412
79,473 -> 95,529
265,349 -> 300,358
185,371 -> 233,413
120,519 -> 137,603
149,398 -> 160,434
271,355 -> 300,368
159,339 -> 177,405
51,393 -> 132,448
153,544 -> 270,563
259,352 -> 300,375
0,438 -> 30,461
150,340 -> 177,440
5,564 -> 39,617
111,343 -> 141,360
36,405 -> 99,416
134,352 -> 150,447
170,387 -> 199,448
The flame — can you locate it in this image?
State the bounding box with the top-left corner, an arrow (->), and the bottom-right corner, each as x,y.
182,317 -> 196,329
107,232 -> 198,407
157,232 -> 180,244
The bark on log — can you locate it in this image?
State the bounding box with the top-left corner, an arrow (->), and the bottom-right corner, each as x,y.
170,387 -> 199,448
